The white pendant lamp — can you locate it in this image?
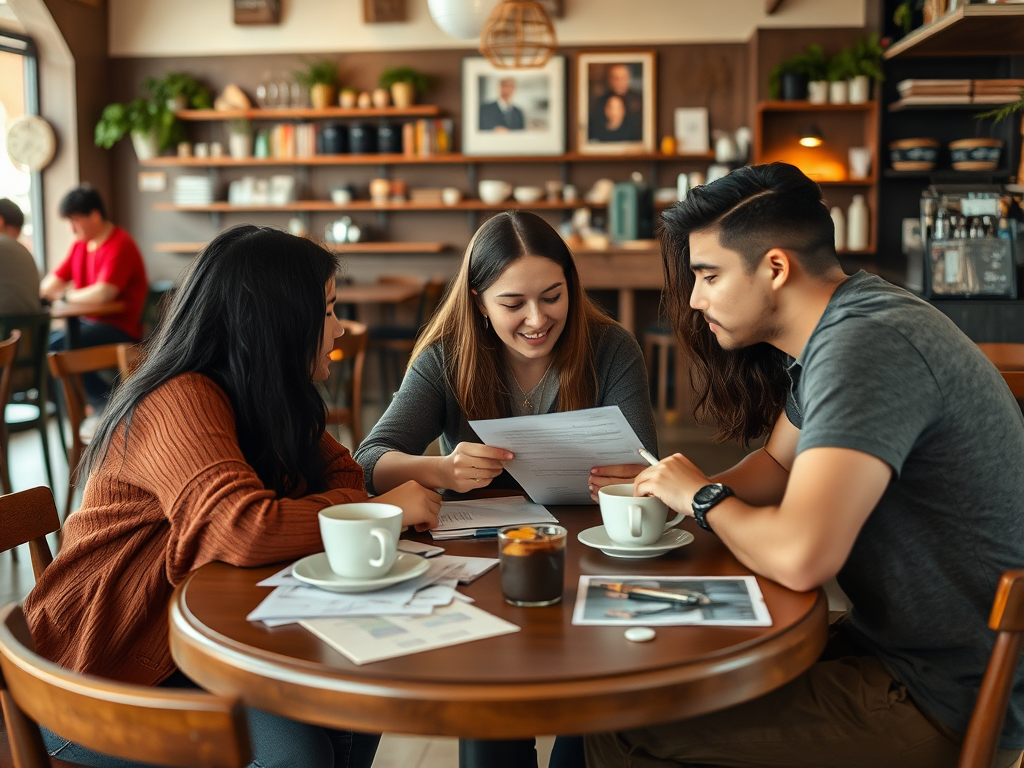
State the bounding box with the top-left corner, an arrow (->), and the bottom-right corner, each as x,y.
427,0 -> 500,40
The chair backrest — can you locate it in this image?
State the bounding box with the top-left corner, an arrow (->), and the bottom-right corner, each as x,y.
0,313 -> 49,399
978,343 -> 1024,373
116,342 -> 143,379
418,276 -> 449,331
326,320 -> 368,447
47,344 -> 122,453
959,571 -> 1024,768
0,603 -> 251,768
0,487 -> 59,580
0,330 -> 20,419
1001,371 -> 1024,400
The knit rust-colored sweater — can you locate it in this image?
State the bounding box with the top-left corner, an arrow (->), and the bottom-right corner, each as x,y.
24,373 -> 369,685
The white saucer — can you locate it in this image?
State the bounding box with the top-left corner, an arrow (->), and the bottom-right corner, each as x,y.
292,552 -> 430,593
577,525 -> 694,559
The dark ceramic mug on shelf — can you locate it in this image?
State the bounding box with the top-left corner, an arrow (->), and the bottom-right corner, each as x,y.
348,123 -> 377,154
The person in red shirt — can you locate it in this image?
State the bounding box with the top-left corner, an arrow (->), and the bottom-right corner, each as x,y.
40,184 -> 149,405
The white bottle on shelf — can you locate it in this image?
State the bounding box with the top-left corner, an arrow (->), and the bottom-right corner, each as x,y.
830,206 -> 846,251
847,195 -> 869,252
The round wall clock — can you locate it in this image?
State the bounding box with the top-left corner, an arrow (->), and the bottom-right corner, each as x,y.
6,114 -> 57,172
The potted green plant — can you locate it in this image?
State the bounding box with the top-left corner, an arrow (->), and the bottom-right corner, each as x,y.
378,66 -> 434,109
768,46 -> 827,102
227,118 -> 253,159
826,47 -> 858,104
294,58 -> 338,110
144,71 -> 212,113
848,34 -> 885,104
94,97 -> 166,160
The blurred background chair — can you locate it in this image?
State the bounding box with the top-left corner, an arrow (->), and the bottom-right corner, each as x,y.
116,342 -> 143,379
1001,371 -> 1024,400
368,276 -> 447,403
324,320 -> 368,449
642,323 -> 691,423
47,345 -> 122,521
0,331 -> 21,496
978,343 -> 1024,372
0,603 -> 251,768
0,486 -> 58,580
0,313 -> 54,491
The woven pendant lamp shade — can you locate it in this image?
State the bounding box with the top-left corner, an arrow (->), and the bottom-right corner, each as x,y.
479,1 -> 557,69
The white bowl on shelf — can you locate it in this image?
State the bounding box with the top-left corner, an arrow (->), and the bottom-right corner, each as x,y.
478,179 -> 512,205
512,186 -> 543,204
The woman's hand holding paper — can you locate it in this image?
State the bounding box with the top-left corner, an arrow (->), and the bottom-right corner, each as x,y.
440,442 -> 514,493
588,464 -> 649,502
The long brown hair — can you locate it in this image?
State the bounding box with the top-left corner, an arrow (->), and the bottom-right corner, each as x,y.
411,211 -> 614,420
661,163 -> 838,444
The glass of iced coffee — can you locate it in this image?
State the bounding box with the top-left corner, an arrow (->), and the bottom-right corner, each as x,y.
498,525 -> 566,607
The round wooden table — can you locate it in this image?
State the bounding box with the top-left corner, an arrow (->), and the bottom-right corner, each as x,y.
169,509 -> 827,741
48,300 -> 126,349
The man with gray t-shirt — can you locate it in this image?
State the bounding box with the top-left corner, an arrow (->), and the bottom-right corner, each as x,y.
0,198 -> 41,315
585,164 -> 1024,768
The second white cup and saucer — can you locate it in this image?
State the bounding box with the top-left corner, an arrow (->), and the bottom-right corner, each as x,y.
292,503 -> 429,593
578,485 -> 695,559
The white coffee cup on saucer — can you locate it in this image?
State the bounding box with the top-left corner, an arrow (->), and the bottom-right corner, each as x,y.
319,503 -> 402,580
598,484 -> 683,547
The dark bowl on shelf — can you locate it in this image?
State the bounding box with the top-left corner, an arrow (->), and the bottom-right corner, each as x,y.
888,138 -> 939,171
949,138 -> 1002,171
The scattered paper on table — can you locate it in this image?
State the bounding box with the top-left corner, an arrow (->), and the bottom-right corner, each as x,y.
470,406 -> 650,504
398,540 -> 445,557
431,496 -> 557,540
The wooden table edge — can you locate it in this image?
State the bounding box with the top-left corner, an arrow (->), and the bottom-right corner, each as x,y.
170,578 -> 828,738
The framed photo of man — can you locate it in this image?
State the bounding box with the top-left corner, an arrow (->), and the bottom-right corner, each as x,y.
461,55 -> 566,156
577,51 -> 656,155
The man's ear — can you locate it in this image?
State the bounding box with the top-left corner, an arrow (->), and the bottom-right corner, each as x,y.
763,248 -> 791,291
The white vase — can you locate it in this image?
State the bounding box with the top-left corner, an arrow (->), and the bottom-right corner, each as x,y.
847,195 -> 869,252
848,75 -> 870,104
130,130 -> 159,161
829,80 -> 848,105
807,81 -> 829,105
228,133 -> 253,159
831,206 -> 846,251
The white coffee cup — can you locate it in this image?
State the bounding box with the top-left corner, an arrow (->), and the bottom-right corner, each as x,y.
441,187 -> 462,206
319,503 -> 402,580
598,484 -> 683,546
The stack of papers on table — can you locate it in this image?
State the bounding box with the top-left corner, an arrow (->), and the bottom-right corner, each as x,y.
430,496 -> 558,540
247,554 -> 498,627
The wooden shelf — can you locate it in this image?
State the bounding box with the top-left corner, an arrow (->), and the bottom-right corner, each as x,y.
883,4 -> 1024,59
887,100 -> 1011,112
174,106 -> 442,121
817,177 -> 877,186
155,200 -> 599,213
758,100 -> 878,112
139,151 -> 715,168
152,241 -> 448,254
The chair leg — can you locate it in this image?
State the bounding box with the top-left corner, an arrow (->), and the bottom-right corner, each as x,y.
38,417 -> 54,491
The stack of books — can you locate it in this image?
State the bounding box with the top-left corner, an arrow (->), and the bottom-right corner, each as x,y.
896,79 -> 972,105
173,175 -> 215,206
973,80 -> 1024,105
258,124 -> 317,159
401,118 -> 455,158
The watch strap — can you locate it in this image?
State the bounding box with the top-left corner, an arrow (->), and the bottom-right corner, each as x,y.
691,483 -> 734,532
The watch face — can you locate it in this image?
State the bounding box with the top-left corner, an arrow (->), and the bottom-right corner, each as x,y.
6,115 -> 56,172
693,483 -> 724,506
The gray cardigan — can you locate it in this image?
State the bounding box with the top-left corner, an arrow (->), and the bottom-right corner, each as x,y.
354,323 -> 658,495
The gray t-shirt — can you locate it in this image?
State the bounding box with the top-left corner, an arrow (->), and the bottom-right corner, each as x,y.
355,323 -> 658,496
784,271 -> 1024,748
0,234 -> 41,315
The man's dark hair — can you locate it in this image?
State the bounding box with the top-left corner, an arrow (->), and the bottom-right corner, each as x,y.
58,184 -> 106,220
0,198 -> 24,231
660,162 -> 839,444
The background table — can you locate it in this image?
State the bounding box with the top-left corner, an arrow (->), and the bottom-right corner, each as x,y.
170,509 -> 827,741
48,300 -> 126,349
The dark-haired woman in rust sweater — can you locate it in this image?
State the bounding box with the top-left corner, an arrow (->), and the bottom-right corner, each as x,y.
25,225 -> 441,768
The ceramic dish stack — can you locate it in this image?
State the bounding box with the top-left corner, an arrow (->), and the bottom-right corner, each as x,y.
173,175 -> 215,206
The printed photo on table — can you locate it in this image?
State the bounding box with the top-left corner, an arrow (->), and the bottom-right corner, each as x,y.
577,51 -> 656,155
462,55 -> 566,156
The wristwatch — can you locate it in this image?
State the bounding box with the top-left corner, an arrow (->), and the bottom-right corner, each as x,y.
691,483 -> 734,533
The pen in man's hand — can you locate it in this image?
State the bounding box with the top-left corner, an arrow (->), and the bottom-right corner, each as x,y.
638,448 -> 659,466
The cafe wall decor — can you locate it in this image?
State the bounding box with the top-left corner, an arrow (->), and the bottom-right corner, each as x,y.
233,0 -> 281,25
577,50 -> 656,155
461,55 -> 566,156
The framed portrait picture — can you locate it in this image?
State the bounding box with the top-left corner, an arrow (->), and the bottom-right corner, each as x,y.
577,51 -> 656,155
461,55 -> 566,156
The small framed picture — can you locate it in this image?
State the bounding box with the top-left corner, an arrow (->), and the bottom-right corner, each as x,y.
674,107 -> 710,154
461,55 -> 566,156
577,50 -> 656,155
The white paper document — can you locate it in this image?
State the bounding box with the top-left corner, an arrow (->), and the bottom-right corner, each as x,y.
301,603 -> 520,664
430,496 -> 558,540
470,406 -> 650,504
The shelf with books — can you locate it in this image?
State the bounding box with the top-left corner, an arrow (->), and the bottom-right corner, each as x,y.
883,4 -> 1024,60
174,106 -> 443,121
152,241 -> 449,255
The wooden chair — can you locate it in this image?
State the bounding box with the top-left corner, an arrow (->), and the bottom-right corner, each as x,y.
958,571 -> 1024,768
0,487 -> 59,581
47,345 -> 122,521
0,603 -> 251,768
641,325 -> 691,422
325,320 -> 368,448
0,331 -> 21,496
0,313 -> 54,491
978,343 -> 1024,372
116,342 -> 143,379
1001,371 -> 1024,400
369,276 -> 447,402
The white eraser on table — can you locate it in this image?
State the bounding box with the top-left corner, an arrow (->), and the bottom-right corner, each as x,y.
624,627 -> 656,643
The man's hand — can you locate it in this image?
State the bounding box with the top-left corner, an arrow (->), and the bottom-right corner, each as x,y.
589,463 -> 648,502
633,453 -> 711,515
439,442 -> 513,493
374,480 -> 442,531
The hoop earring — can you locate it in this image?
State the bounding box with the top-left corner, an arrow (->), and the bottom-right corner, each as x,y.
483,316 -> 489,329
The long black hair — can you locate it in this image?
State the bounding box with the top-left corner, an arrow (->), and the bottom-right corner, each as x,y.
661,162 -> 838,445
82,225 -> 339,496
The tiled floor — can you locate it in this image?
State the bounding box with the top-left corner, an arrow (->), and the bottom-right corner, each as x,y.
1,405 -> 842,768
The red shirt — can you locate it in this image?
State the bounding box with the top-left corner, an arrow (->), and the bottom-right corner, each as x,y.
54,226 -> 148,339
